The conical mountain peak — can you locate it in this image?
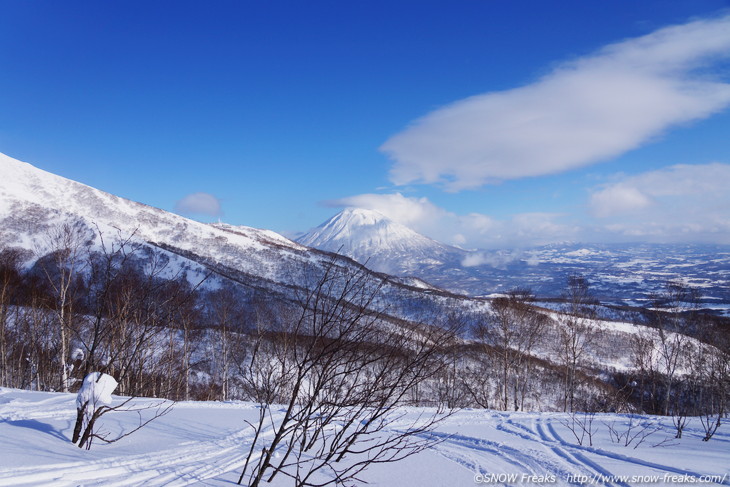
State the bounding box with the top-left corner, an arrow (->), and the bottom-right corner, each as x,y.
297,208 -> 464,273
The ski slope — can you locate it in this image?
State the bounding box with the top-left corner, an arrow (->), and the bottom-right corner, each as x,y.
0,388 -> 728,486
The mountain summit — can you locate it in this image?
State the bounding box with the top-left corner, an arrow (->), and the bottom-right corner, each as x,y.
297,208 -> 465,274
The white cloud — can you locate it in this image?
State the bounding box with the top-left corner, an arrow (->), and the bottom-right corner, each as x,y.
326,193 -> 448,229
381,14 -> 730,190
588,163 -> 730,241
326,193 -> 576,249
328,161 -> 730,249
589,185 -> 654,218
461,249 -> 527,269
174,192 -> 223,217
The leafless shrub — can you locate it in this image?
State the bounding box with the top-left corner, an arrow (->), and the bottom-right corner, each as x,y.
72,372 -> 173,450
605,415 -> 664,449
236,260 -> 457,487
561,409 -> 597,447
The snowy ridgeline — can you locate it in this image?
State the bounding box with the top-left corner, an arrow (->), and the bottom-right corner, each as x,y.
0,388 -> 728,487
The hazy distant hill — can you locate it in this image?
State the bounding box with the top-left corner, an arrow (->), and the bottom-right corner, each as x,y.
300,209 -> 730,314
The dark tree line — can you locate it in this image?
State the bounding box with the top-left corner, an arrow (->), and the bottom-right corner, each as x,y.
627,282 -> 729,440
0,223 -> 211,399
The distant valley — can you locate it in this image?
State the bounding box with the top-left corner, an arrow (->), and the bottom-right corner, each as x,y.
299,208 -> 730,315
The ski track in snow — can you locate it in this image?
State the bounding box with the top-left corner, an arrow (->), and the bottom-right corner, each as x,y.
0,393 -> 282,487
424,414 -> 729,487
419,415 -> 617,487
0,418 -> 263,487
2,391 -> 729,486
537,417 -> 730,486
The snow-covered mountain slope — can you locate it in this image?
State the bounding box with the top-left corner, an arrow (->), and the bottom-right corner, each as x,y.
1,388 -> 728,486
297,208 -> 466,274
0,152 -> 305,270
0,153 -> 475,324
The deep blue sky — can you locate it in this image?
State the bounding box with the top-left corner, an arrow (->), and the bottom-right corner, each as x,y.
2,1 -> 729,248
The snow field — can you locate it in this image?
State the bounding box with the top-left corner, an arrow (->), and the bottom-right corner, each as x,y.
1,388 -> 728,486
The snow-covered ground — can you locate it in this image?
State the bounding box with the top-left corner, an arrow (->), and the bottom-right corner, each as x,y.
1,388 -> 728,486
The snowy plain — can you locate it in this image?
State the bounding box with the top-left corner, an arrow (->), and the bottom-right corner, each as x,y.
0,388 -> 728,487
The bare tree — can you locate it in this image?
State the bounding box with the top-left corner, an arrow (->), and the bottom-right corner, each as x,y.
9,283 -> 53,390
694,325 -> 729,441
649,281 -> 697,416
4,224 -> 212,401
460,346 -> 496,409
236,261 -> 455,487
0,247 -> 26,387
38,222 -> 92,392
562,407 -> 597,446
72,371 -> 173,450
207,287 -> 248,401
605,415 -> 663,449
173,284 -> 204,401
557,275 -> 598,413
630,324 -> 661,413
78,226 -> 141,379
475,289 -> 547,411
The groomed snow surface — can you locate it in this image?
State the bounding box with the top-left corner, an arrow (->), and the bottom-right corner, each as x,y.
0,388 -> 728,487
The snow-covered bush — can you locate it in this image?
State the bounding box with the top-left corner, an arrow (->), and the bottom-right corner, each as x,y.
72,372 -> 118,449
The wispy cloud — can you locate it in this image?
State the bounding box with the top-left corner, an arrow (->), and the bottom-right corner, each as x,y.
329,161 -> 730,249
174,192 -> 223,217
462,249 -> 531,269
588,162 -> 730,241
381,14 -> 730,191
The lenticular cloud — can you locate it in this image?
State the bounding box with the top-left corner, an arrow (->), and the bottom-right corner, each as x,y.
381,14 -> 730,191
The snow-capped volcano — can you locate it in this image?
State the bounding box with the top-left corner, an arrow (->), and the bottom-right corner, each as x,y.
297,208 -> 466,274
0,153 -> 471,319
297,206 -> 730,310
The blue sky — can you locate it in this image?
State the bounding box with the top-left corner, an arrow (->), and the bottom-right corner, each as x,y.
2,1 -> 730,249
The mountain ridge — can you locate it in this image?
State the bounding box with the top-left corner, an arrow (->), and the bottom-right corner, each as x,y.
0,153 -> 481,327
3,153 -> 729,315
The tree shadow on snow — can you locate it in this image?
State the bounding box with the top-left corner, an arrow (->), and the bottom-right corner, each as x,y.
3,419 -> 68,442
